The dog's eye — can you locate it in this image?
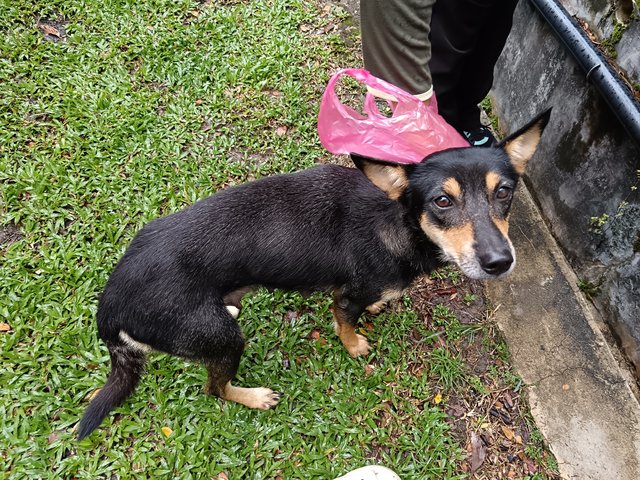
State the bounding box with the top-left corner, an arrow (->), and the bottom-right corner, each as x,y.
434,195 -> 453,208
496,187 -> 512,200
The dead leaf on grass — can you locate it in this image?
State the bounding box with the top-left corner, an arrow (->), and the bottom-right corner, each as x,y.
308,329 -> 327,345
275,125 -> 288,136
216,472 -> 229,480
85,388 -> 101,402
469,431 -> 487,473
263,88 -> 283,97
501,425 -> 515,441
503,391 -> 514,408
0,322 -> 11,332
39,24 -> 61,37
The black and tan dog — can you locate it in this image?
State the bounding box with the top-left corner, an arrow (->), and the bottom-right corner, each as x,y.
77,109 -> 550,439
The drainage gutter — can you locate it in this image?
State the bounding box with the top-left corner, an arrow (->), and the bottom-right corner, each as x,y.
528,0 -> 640,149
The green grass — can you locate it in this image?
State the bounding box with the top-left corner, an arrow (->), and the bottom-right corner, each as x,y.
0,1 -> 472,478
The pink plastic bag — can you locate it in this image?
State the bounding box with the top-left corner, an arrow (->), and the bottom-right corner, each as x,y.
318,68 -> 469,164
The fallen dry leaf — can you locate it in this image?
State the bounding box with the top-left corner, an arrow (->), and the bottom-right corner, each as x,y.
275,125 -> 288,136
364,364 -> 375,376
263,88 -> 283,97
503,391 -> 514,408
216,473 -> 229,480
524,457 -> 539,474
501,425 -> 515,441
309,329 -> 320,340
85,388 -> 102,402
469,431 -> 487,473
562,384 -> 570,391
0,322 -> 11,332
39,24 -> 61,37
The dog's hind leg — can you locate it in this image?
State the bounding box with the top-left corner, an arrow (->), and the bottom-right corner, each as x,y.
332,290 -> 370,357
170,299 -> 280,410
205,364 -> 280,410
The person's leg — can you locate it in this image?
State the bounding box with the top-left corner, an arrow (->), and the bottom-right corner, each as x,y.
360,0 -> 437,101
454,0 -> 519,132
429,0 -> 518,145
429,0 -> 495,131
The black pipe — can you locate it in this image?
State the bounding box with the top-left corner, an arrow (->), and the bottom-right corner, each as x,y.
528,0 -> 640,148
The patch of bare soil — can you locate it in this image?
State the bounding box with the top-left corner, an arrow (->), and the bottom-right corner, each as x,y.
36,16 -> 68,43
0,223 -> 22,248
408,272 -> 561,479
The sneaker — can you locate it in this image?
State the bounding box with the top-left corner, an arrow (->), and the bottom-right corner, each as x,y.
461,126 -> 497,147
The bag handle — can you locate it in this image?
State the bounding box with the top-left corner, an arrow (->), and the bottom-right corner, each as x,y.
323,68 -> 425,121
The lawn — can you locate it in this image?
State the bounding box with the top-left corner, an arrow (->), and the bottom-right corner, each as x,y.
0,1 -> 558,478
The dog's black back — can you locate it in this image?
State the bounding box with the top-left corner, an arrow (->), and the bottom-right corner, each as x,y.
98,165 -> 440,348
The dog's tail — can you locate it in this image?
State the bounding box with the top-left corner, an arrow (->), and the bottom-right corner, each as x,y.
77,338 -> 147,440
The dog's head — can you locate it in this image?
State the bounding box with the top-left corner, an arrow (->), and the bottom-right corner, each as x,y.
352,109 -> 551,280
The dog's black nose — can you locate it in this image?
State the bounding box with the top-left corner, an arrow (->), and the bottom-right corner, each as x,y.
479,250 -> 513,275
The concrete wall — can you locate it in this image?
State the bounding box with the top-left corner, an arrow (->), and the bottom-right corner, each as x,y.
491,0 -> 640,374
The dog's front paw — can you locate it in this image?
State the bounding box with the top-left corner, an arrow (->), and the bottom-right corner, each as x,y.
346,334 -> 371,358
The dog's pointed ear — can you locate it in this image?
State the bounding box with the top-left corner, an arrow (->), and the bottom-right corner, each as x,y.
499,108 -> 551,175
351,153 -> 410,200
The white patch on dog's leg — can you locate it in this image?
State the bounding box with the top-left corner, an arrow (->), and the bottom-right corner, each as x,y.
225,305 -> 240,319
119,331 -> 153,353
223,382 -> 280,410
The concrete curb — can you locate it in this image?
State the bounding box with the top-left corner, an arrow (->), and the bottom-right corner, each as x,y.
485,184 -> 640,480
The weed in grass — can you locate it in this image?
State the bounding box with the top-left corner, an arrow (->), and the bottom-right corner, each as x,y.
467,375 -> 491,396
430,265 -> 463,285
429,347 -> 465,390
432,304 -> 482,342
463,293 -> 477,305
